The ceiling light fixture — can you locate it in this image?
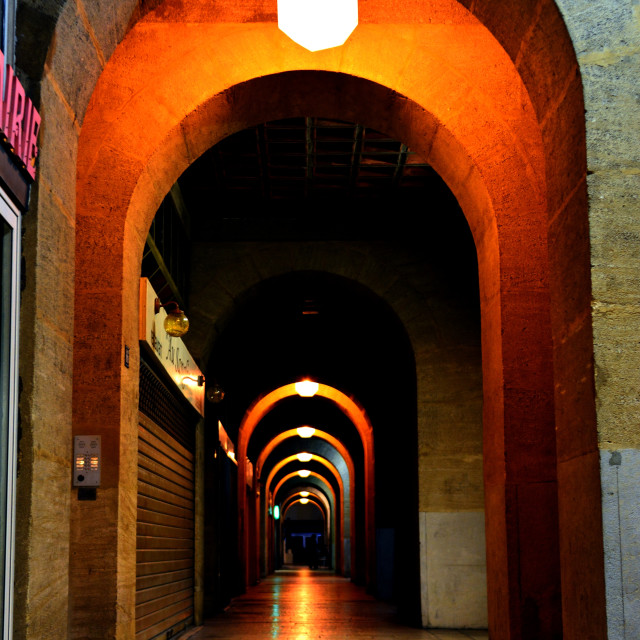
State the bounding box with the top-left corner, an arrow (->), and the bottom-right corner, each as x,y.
296,452 -> 313,463
277,0 -> 358,52
296,426 -> 316,438
299,498 -> 309,504
299,491 -> 310,497
295,379 -> 319,397
298,469 -> 311,478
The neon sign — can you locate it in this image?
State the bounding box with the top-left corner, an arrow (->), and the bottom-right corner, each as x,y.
0,50 -> 40,180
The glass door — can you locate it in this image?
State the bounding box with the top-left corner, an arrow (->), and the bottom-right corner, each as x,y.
0,191 -> 20,639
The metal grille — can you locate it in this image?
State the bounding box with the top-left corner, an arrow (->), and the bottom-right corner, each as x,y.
138,356 -> 197,453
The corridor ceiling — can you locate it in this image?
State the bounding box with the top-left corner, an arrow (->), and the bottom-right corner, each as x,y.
167,117 -> 480,449
178,117 -> 457,241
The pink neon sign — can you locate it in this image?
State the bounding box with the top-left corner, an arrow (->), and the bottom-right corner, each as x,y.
0,50 -> 40,180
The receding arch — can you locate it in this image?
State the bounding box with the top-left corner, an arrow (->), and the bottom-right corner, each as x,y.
282,498 -> 326,522
256,429 -> 355,485
238,383 -> 375,588
264,455 -> 345,512
256,429 -> 357,576
280,486 -> 333,568
282,486 -> 331,528
274,473 -> 336,510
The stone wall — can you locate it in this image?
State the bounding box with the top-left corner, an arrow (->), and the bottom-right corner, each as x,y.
188,239 -> 485,626
556,2 -> 640,636
13,0 -> 635,637
14,1 -> 137,638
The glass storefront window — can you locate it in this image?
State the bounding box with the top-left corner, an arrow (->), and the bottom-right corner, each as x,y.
0,192 -> 20,639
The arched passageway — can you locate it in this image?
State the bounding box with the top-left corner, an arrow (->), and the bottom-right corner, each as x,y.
16,1 -> 606,638
237,383 -> 376,590
258,429 -> 356,576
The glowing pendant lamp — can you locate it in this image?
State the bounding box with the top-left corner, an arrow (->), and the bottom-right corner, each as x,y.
295,379 -> 319,397
278,0 -> 358,52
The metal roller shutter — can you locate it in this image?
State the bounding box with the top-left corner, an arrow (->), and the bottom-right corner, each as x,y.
135,412 -> 195,640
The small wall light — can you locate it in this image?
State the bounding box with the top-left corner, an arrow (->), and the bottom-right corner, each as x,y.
299,491 -> 310,497
299,498 -> 309,504
296,426 -> 316,438
155,298 -> 189,337
298,469 -> 311,478
296,452 -> 313,462
182,375 -> 205,387
295,379 -> 319,397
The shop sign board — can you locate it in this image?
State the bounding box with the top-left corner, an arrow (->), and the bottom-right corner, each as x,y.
0,51 -> 40,180
139,278 -> 204,416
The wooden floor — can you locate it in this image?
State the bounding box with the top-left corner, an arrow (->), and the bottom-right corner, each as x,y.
186,567 -> 488,639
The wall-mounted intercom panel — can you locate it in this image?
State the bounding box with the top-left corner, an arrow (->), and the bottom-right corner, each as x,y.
73,435 -> 101,487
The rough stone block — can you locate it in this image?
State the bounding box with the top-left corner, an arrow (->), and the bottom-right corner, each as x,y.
48,0 -> 103,126
542,72 -> 586,216
548,178 -> 591,338
81,0 -> 135,63
553,317 -> 599,461
557,0 -> 640,55
582,59 -> 640,171
420,511 -> 488,628
471,0 -> 539,62
518,0 -> 580,121
19,454 -> 70,640
503,388 -> 557,482
592,309 -> 640,448
500,289 -> 554,393
557,451 -> 607,638
589,171 -> 640,306
419,453 -> 484,511
31,328 -> 73,458
38,76 -> 79,215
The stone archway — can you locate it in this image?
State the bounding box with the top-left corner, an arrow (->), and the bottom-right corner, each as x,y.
73,32 -> 556,637
237,383 -> 375,590
16,1 -> 605,638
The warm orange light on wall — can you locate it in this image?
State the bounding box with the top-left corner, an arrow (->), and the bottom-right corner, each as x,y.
277,0 -> 358,52
296,452 -> 313,462
296,426 -> 316,438
294,380 -> 319,397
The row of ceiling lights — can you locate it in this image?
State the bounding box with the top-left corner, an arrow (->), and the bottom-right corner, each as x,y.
155,294 -> 334,508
